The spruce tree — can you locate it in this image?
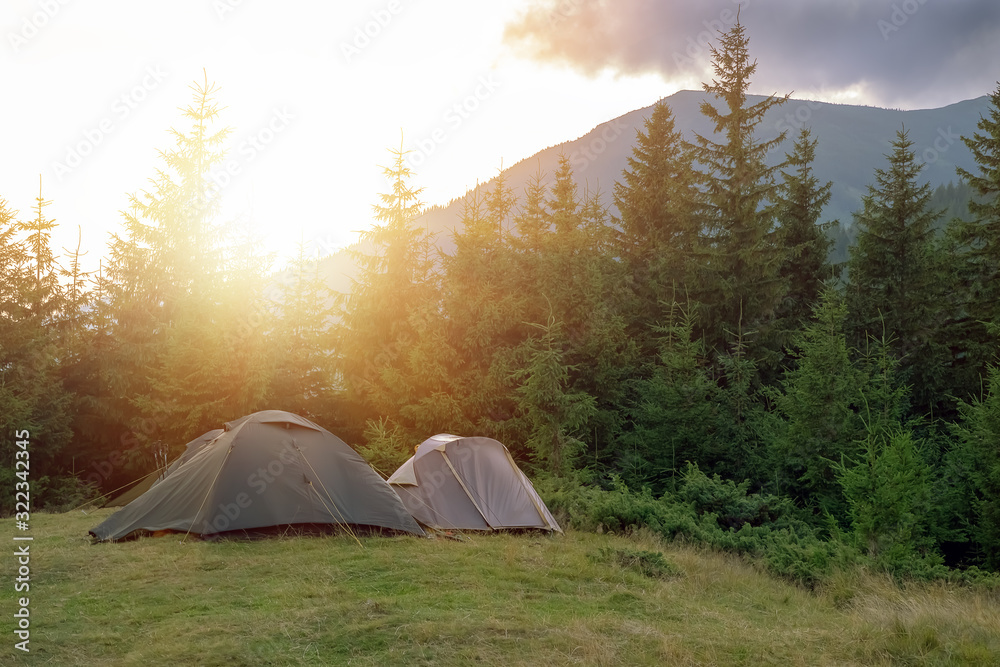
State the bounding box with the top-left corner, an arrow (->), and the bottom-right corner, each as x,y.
837,428 -> 937,570
950,360 -> 1000,569
0,192 -> 73,510
687,17 -> 790,362
539,156 -> 633,464
56,225 -> 102,497
337,138 -> 441,440
268,242 -> 338,421
21,183 -> 74,467
846,128 -> 944,416
509,167 -> 550,293
774,128 -> 835,339
835,330 -> 941,571
614,101 -> 699,356
710,328 -> 768,483
950,82 -> 1000,390
616,302 -> 717,491
513,316 -> 596,477
101,71 -> 243,465
768,288 -> 863,518
57,226 -> 92,364
440,175 -> 523,438
148,226 -> 274,443
501,157 -> 631,465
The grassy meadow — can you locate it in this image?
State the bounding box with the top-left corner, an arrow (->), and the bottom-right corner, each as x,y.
3,509 -> 999,665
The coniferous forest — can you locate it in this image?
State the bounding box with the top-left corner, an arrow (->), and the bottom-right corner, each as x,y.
4,22 -> 1000,584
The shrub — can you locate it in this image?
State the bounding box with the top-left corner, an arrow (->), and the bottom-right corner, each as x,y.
590,546 -> 683,579
539,469 -> 862,587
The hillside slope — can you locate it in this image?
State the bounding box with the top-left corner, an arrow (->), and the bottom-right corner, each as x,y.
314,90 -> 990,290
14,510 -> 1000,665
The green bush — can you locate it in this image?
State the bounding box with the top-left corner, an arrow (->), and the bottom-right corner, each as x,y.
538,469 -> 861,587
0,467 -> 98,515
355,417 -> 414,478
590,546 -> 683,579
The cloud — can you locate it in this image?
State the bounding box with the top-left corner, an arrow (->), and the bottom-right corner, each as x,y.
503,0 -> 1000,108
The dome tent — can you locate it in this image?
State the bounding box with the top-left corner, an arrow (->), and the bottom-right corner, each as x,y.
90,410 -> 424,541
387,434 -> 561,532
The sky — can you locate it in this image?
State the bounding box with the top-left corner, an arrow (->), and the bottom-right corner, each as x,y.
3,0 -> 999,274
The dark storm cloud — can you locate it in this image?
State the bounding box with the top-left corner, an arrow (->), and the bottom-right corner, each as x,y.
503,0 -> 1000,107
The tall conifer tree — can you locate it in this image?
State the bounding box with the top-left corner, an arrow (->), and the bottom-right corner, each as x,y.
0,192 -> 73,508
687,17 -> 789,362
846,129 -> 944,415
100,72 -> 247,464
268,243 -> 338,421
440,176 -> 522,437
950,360 -> 1000,569
948,82 -> 1000,390
774,128 -> 835,335
614,101 -> 698,356
768,288 -> 863,517
338,139 -> 440,436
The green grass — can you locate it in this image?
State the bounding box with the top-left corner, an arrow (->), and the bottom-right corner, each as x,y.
3,510 -> 999,665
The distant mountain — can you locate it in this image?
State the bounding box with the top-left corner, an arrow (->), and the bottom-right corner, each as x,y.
316,90 -> 991,290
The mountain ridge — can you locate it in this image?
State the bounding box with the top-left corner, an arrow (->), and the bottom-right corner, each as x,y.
313,89 -> 991,292
421,89 -> 989,230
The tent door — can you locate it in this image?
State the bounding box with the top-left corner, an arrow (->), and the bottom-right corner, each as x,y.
441,451 -> 493,530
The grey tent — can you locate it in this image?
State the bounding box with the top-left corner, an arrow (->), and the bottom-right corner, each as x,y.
90,410 -> 423,541
387,434 -> 561,532
103,428 -> 223,507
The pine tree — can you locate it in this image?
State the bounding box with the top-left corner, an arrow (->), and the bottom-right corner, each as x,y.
614,101 -> 699,356
100,71 -> 239,468
268,242 -> 338,421
337,137 -> 441,440
616,302 -> 717,491
950,361 -> 1000,569
949,82 -> 1000,391
0,191 -> 74,510
687,17 -> 790,362
773,128 -> 835,340
513,316 -> 596,477
846,128 -> 944,416
768,288 -> 863,518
